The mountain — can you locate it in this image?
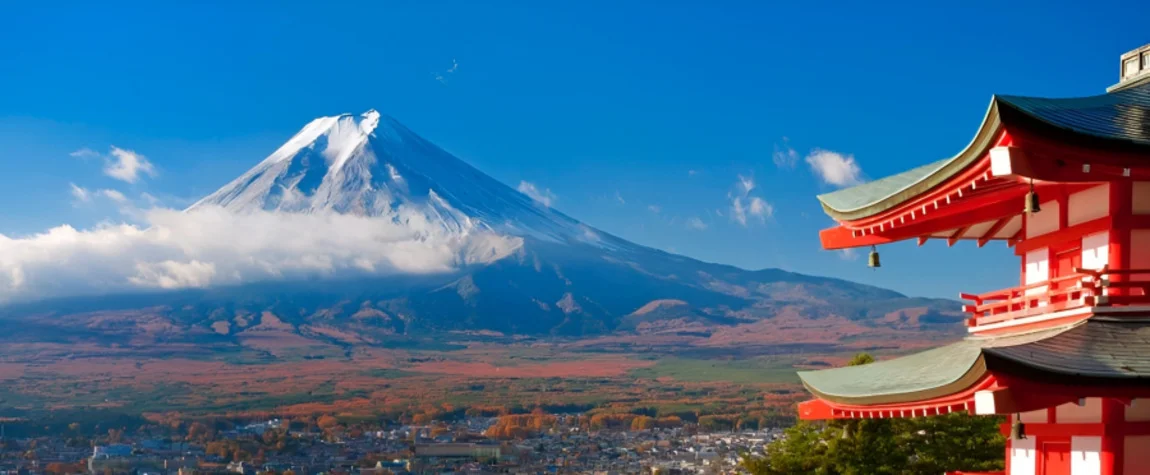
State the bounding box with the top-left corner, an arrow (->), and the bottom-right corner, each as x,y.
5,110 -> 963,341
191,110 -> 610,248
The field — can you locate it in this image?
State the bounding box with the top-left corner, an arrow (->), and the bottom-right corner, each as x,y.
629,357 -> 802,384
0,306 -> 960,434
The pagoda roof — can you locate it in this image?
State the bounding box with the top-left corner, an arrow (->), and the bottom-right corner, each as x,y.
984,317 -> 1150,381
798,318 -> 1150,406
818,82 -> 1150,222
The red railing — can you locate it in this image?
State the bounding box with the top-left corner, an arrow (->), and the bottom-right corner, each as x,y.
960,267 -> 1150,329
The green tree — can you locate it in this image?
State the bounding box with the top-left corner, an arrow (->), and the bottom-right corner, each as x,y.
741,353 -> 1005,475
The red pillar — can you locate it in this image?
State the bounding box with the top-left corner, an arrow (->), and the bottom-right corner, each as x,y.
1109,182 -> 1133,297
1102,398 -> 1125,475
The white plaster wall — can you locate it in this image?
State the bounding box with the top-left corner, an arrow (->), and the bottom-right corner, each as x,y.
1081,232 -> 1110,271
1069,184 -> 1110,226
1027,200 -> 1061,238
1026,248 -> 1050,299
1133,181 -> 1150,215
1124,435 -> 1150,473
1019,408 -> 1049,424
1127,399 -> 1150,421
1011,437 -> 1037,475
1071,436 -> 1101,475
1057,398 -> 1103,423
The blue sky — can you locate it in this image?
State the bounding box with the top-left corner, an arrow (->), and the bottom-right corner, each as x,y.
1,1 -> 1146,299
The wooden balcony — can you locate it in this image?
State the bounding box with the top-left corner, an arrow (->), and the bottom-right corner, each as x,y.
960,267 -> 1150,329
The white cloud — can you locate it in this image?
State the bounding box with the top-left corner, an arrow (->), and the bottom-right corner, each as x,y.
615,191 -> 626,205
72,146 -> 158,183
69,183 -> 92,204
69,148 -> 100,160
728,175 -> 772,227
0,206 -> 522,304
730,196 -> 748,226
688,169 -> 697,177
99,189 -> 128,204
773,138 -> 799,168
749,196 -> 773,219
517,181 -> 556,207
435,58 -> 459,84
105,147 -> 157,183
738,174 -> 755,194
647,205 -> 661,214
686,217 -> 708,231
806,149 -> 863,187
140,192 -> 161,207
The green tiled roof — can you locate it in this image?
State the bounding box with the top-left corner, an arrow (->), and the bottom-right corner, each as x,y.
797,340 -> 984,405
816,159 -> 950,216
817,82 -> 1150,222
798,324 -> 1074,405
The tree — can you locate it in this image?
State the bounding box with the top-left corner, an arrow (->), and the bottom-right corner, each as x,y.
741,353 -> 1005,475
630,416 -> 655,431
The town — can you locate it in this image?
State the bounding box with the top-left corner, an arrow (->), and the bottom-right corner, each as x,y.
0,416 -> 783,475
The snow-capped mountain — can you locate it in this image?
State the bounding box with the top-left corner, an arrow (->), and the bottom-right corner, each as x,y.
11,110 -> 959,337
192,110 -> 610,248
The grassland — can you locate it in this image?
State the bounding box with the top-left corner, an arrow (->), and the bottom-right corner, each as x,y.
629,357 -> 802,384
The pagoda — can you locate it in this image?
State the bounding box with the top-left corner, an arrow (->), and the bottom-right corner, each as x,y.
796,44 -> 1150,475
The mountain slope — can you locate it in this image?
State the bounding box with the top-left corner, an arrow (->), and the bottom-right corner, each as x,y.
8,110 -> 962,340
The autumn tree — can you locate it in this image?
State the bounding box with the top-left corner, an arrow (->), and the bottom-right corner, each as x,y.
630,416 -> 655,431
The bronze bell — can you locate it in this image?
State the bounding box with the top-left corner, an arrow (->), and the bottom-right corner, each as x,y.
1010,417 -> 1026,440
1024,181 -> 1041,214
868,246 -> 880,268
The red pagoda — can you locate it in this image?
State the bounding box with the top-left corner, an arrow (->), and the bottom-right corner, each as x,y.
796,44 -> 1150,475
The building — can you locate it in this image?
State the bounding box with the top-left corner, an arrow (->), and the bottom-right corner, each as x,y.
796,44 -> 1150,475
413,443 -> 501,459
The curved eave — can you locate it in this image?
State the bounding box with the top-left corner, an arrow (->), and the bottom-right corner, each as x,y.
798,324 -> 1076,406
797,342 -> 987,406
816,99 -> 1003,222
818,82 -> 1150,222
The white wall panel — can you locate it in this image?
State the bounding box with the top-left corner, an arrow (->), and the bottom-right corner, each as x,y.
1027,200 -> 1061,238
1057,398 -> 1102,423
1011,437 -> 1037,475
1071,436 -> 1101,475
1068,184 -> 1110,226
1081,232 -> 1109,271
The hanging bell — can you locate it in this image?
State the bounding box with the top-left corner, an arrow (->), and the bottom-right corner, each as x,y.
1010,416 -> 1026,440
868,246 -> 881,268
1024,182 -> 1041,214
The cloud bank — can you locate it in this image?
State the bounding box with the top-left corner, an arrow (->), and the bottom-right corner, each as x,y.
0,206 -> 522,304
